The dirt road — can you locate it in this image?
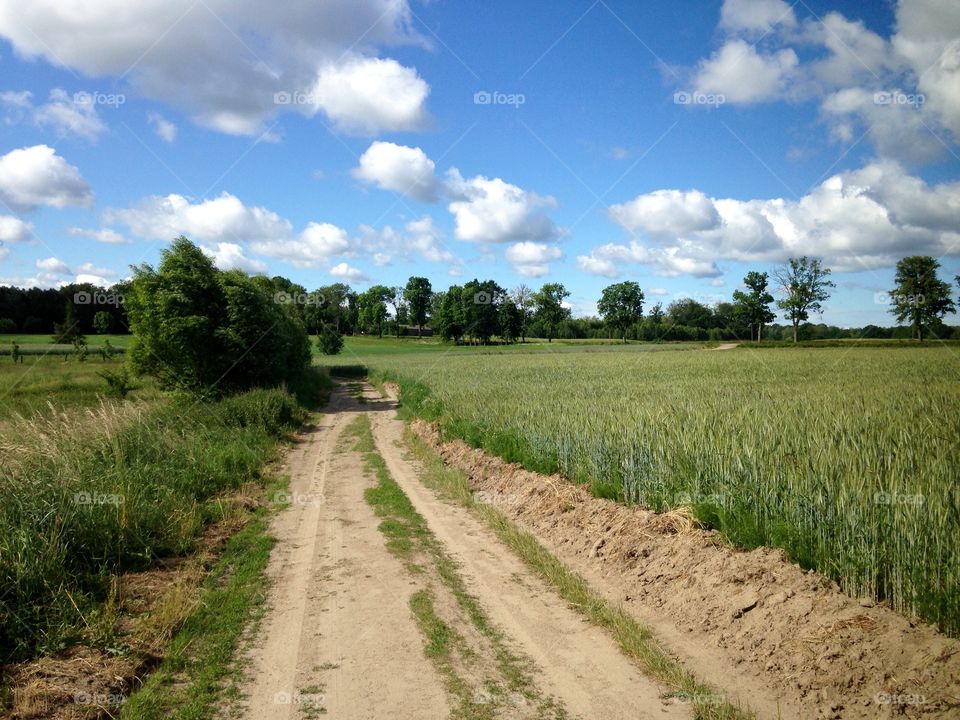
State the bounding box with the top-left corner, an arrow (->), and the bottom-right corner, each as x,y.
234,385 -> 690,719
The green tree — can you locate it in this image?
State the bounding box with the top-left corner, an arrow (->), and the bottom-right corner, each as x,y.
732,271 -> 775,342
498,298 -> 523,343
597,281 -> 644,342
386,286 -> 407,338
317,324 -> 344,355
533,283 -> 570,342
511,284 -> 533,342
92,310 -> 113,334
125,236 -> 310,395
667,298 -> 713,329
461,279 -> 503,344
358,285 -> 391,337
435,286 -> 466,342
648,302 -> 664,324
774,257 -> 835,343
52,301 -> 83,344
403,276 -> 433,337
889,256 -> 957,341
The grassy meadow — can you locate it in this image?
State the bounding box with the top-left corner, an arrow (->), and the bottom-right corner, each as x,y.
0,346 -> 327,664
354,339 -> 960,636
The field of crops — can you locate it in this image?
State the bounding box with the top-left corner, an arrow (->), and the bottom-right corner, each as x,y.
367,345 -> 960,636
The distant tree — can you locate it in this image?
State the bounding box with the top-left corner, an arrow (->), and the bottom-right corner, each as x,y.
386,286 -> 407,338
732,271 -> 776,342
648,302 -> 664,324
92,310 -> 113,334
774,257 -> 835,343
434,286 -> 465,342
667,298 -> 713,329
53,301 -> 83,344
889,256 -> 956,341
511,284 -> 534,342
358,285 -> 391,337
533,283 -> 570,342
461,279 -> 503,344
403,276 -> 433,337
317,324 -> 344,355
499,298 -> 523,343
597,281 -> 645,342
0,318 -> 15,333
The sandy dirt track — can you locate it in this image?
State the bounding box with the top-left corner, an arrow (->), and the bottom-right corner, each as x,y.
234,385 -> 691,719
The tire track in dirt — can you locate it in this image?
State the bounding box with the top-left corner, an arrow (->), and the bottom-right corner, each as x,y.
366,390 -> 692,720
235,387 -> 448,719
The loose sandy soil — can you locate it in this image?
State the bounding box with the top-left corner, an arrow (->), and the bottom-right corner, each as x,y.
410,418 -> 960,720
234,385 -> 692,719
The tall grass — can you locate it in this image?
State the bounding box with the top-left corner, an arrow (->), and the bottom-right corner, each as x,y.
369,346 -> 960,636
0,386 -> 308,662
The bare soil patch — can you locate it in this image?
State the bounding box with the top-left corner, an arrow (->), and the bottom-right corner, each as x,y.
411,419 -> 960,720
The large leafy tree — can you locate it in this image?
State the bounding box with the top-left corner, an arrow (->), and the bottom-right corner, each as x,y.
433,286 -> 465,342
732,271 -> 776,342
125,236 -> 310,395
597,281 -> 644,342
403,276 -> 433,337
667,298 -> 713,329
461,279 -> 503,344
889,256 -> 956,341
774,256 -> 835,343
358,285 -> 391,337
533,282 -> 570,342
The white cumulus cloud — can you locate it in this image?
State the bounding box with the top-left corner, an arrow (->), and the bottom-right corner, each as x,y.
0,145 -> 93,212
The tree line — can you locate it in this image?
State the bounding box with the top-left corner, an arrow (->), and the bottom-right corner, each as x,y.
1,250 -> 958,347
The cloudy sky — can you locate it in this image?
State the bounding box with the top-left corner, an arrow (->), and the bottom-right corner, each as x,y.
0,0 -> 957,326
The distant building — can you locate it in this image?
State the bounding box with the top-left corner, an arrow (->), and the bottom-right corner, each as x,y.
399,325 -> 434,337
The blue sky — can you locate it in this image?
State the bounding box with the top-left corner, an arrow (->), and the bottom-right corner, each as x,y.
0,0 -> 957,327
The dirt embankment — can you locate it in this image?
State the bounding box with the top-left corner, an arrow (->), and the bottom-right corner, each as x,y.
411,419 -> 960,720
